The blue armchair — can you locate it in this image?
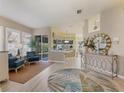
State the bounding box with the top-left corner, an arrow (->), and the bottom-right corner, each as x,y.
26,52 -> 40,64
8,54 -> 24,72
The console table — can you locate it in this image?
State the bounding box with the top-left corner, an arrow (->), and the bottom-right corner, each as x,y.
81,53 -> 119,79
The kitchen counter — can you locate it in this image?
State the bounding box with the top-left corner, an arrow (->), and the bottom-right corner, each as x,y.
49,50 -> 75,63
48,51 -> 65,63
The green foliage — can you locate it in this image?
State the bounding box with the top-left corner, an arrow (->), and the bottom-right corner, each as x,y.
41,43 -> 48,52
28,37 -> 37,51
28,38 -> 48,53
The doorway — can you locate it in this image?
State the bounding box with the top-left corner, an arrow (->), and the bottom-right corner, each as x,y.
35,35 -> 48,62
41,35 -> 48,62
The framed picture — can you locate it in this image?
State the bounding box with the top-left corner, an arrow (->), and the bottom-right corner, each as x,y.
88,14 -> 100,33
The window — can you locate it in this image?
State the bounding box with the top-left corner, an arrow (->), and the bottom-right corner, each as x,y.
6,28 -> 20,56
22,32 -> 32,56
6,27 -> 32,56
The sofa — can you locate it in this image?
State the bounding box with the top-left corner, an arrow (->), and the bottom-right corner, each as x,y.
26,52 -> 40,64
8,54 -> 24,72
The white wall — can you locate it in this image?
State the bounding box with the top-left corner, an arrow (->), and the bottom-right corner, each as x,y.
101,6 -> 124,76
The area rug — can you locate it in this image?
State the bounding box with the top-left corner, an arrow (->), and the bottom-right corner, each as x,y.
9,62 -> 53,84
48,69 -> 118,92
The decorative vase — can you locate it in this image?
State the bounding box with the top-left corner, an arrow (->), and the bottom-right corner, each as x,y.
83,46 -> 88,54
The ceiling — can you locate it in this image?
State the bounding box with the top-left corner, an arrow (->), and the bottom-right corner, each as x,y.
0,0 -> 124,28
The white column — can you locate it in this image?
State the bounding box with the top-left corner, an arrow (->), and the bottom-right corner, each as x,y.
0,26 -> 4,51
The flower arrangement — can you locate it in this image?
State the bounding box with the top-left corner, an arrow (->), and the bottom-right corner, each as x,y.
83,37 -> 95,50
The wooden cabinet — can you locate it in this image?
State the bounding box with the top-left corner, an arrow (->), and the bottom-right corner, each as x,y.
0,51 -> 9,82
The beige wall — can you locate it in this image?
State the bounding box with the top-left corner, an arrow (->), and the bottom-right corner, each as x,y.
0,16 -> 33,33
59,22 -> 84,35
101,7 -> 124,76
83,6 -> 124,76
33,27 -> 50,35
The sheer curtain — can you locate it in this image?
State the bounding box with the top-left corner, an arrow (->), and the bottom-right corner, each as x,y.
6,28 -> 20,56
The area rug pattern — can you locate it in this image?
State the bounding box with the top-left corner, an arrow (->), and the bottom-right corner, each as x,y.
48,69 -> 118,92
9,62 -> 53,84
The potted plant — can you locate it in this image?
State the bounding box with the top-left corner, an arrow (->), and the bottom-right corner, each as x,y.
28,37 -> 37,51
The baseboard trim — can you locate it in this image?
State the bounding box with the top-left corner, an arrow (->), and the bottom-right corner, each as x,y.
100,71 -> 124,80
104,71 -> 124,80
48,60 -> 65,63
83,67 -> 124,80
118,75 -> 124,80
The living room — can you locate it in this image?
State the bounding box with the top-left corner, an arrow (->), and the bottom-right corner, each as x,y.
0,0 -> 124,92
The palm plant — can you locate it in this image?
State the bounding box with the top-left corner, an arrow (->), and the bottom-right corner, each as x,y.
28,37 -> 37,51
